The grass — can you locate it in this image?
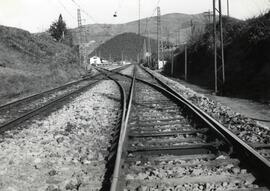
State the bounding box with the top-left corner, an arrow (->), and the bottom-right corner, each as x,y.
0,25 -> 85,104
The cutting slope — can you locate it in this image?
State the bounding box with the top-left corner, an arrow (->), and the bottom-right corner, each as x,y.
0,25 -> 83,103
164,12 -> 270,102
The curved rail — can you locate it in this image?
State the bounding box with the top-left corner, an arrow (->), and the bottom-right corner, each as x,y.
0,65 -> 130,110
0,76 -> 89,110
110,66 -> 136,190
99,68 -> 128,190
0,66 -> 131,134
140,65 -> 270,183
99,64 -> 270,189
0,80 -> 100,133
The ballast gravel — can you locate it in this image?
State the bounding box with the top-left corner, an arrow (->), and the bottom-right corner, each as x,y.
145,68 -> 270,145
119,64 -> 134,76
0,80 -> 121,191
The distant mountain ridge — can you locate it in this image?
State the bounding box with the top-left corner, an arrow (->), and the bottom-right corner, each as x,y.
89,32 -> 158,61
69,12 -> 208,53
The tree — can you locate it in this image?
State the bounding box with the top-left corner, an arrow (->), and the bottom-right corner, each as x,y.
49,14 -> 67,42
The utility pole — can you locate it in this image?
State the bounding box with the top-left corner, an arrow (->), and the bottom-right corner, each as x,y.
227,0 -> 230,16
203,10 -> 211,24
190,19 -> 195,41
213,0 -> 217,93
179,29 -> 181,45
190,20 -> 194,35
138,0 -> 141,35
213,0 -> 225,94
171,51 -> 174,76
161,40 -> 164,67
143,39 -> 147,63
77,9 -> 85,43
157,6 -> 161,69
121,51 -> 123,64
184,44 -> 187,81
77,9 -> 82,28
219,0 -> 225,83
138,0 -> 141,63
147,28 -> 151,68
165,27 -> 170,45
77,9 -> 82,66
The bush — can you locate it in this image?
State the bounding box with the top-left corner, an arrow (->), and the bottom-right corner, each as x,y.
164,11 -> 270,102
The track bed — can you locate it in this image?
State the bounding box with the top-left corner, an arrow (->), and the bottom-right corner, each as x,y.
106,64 -> 270,191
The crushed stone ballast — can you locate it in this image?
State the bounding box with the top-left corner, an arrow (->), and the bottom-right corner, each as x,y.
0,80 -> 122,191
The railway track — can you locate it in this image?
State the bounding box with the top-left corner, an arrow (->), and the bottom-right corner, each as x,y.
140,66 -> 270,162
0,65 -> 129,134
0,65 -> 134,190
97,64 -> 270,190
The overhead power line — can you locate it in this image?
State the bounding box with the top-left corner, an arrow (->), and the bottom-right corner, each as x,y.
56,0 -> 76,20
69,0 -> 112,35
115,0 -> 125,15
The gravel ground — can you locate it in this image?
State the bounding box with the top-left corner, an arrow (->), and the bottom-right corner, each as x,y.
119,65 -> 134,76
145,68 -> 270,145
86,67 -> 100,76
0,80 -> 91,126
124,73 -> 259,191
135,66 -> 157,83
0,80 -> 121,191
170,78 -> 270,129
102,64 -> 124,70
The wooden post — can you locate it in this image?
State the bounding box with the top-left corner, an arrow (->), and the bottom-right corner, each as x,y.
227,0 -> 230,16
213,0 -> 218,93
219,0 -> 225,84
171,51 -> 174,76
184,44 -> 187,81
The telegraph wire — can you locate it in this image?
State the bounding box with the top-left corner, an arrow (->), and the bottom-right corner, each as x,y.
115,0 -> 125,16
143,0 -> 163,36
56,0 -> 76,20
69,0 -> 112,35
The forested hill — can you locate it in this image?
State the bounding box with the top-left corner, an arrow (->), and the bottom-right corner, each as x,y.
89,33 -> 158,61
163,11 -> 270,102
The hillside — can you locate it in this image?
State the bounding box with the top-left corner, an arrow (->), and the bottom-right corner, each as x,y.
163,11 -> 270,102
0,25 -> 84,103
89,32 -> 158,61
69,13 -> 207,53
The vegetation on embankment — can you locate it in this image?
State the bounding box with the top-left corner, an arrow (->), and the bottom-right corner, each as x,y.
0,25 -> 84,104
163,11 -> 270,102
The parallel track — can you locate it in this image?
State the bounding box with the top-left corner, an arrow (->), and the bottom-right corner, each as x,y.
0,65 -> 130,134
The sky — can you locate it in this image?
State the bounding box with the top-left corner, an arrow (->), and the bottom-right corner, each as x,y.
0,0 -> 269,33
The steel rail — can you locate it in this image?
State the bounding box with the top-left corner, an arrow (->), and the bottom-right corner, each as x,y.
0,65 -> 131,133
98,68 -> 127,190
99,65 -> 234,190
0,65 -> 130,110
0,80 -> 100,133
99,64 -> 270,187
0,76 -> 89,110
140,65 -> 270,184
96,65 -> 233,150
110,66 -> 136,191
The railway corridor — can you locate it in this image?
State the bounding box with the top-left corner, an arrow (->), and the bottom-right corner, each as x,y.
116,68 -> 266,191
0,64 -> 269,191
